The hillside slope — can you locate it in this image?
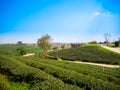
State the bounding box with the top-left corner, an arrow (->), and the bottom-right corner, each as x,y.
50,44 -> 120,64
0,55 -> 120,90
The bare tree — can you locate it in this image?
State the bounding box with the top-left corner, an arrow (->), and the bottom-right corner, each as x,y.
104,33 -> 111,46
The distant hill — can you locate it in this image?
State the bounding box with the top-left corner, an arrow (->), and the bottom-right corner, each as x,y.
50,44 -> 120,64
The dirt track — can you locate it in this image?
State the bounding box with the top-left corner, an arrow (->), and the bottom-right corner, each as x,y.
67,61 -> 120,68
23,52 -> 120,68
22,53 -> 35,57
101,45 -> 120,54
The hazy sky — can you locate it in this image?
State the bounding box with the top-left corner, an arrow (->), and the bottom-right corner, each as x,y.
0,0 -> 120,43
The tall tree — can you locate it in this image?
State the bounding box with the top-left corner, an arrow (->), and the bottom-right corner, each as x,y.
37,34 -> 52,57
104,33 -> 111,45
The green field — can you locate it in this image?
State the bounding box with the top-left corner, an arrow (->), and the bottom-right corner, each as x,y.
0,55 -> 120,90
0,44 -> 120,90
50,44 -> 120,64
0,44 -> 41,55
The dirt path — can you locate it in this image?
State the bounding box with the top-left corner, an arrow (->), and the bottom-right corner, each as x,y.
101,45 -> 120,54
22,53 -> 35,57
23,53 -> 120,68
67,61 -> 120,68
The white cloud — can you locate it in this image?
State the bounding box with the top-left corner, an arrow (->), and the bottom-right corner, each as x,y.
94,12 -> 101,16
93,11 -> 111,17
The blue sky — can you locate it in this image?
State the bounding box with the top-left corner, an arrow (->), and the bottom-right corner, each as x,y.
0,0 -> 120,43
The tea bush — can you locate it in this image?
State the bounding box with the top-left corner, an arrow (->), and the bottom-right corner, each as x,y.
0,55 -> 82,90
17,57 -> 119,90
29,57 -> 120,85
49,44 -> 120,64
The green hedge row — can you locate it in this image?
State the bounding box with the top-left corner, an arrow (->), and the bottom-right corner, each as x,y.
0,55 -> 82,90
0,44 -> 41,55
28,57 -> 120,85
0,73 -> 29,90
17,58 -> 119,90
49,45 -> 120,64
0,73 -> 11,90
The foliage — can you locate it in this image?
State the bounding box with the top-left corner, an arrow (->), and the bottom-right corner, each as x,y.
89,41 -> 97,44
0,55 -> 82,90
49,44 -> 120,64
71,43 -> 82,48
37,34 -> 52,57
30,57 -> 120,85
0,73 -> 11,90
115,41 -> 119,47
0,73 -> 29,90
17,57 -> 119,90
16,47 -> 27,55
0,44 -> 41,55
0,52 -> 120,90
104,33 -> 111,45
17,41 -> 23,45
53,47 -> 58,50
61,44 -> 65,49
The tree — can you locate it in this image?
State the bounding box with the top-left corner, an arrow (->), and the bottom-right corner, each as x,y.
61,44 -> 65,49
114,41 -> 119,47
37,34 -> 52,57
16,47 -> 27,55
89,41 -> 97,44
118,38 -> 120,43
71,43 -> 81,48
53,47 -> 58,50
104,33 -> 111,46
17,41 -> 23,45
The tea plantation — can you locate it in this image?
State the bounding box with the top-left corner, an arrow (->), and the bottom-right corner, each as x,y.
0,55 -> 120,90
50,44 -> 120,64
0,44 -> 41,55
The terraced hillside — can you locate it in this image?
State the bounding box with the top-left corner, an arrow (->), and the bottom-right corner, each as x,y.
50,44 -> 120,64
0,55 -> 120,90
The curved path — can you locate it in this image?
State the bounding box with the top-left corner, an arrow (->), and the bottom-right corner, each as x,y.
23,53 -> 120,68
101,45 -> 120,54
67,61 -> 120,68
22,53 -> 35,57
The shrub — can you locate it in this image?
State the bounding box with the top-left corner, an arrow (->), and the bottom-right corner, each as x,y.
0,74 -> 11,90
89,41 -> 97,44
115,41 -> 119,47
18,58 -> 119,90
0,55 -> 82,90
32,57 -> 120,85
49,45 -> 120,64
53,47 -> 58,50
5,50 -> 13,56
16,47 -> 27,55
